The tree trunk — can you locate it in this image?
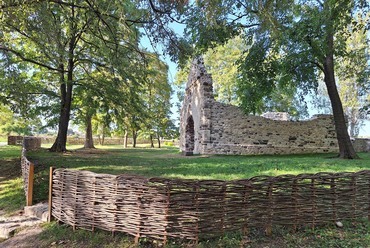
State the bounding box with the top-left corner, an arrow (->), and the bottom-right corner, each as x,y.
84,113 -> 95,149
150,134 -> 154,148
323,33 -> 358,159
124,131 -> 128,148
157,133 -> 161,148
50,63 -> 72,152
50,25 -> 76,152
101,133 -> 105,146
132,130 -> 137,148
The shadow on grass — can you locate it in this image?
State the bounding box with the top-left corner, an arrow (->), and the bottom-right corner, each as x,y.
0,156 -> 25,214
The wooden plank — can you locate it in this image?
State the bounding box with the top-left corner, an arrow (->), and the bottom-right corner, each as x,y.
26,163 -> 34,206
48,167 -> 54,222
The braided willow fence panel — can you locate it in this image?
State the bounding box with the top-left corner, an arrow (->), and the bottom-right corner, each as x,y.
21,148 -> 31,195
21,147 -> 35,205
51,169 -> 370,242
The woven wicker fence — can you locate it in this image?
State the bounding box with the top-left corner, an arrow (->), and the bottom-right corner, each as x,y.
21,147 -> 35,206
50,169 -> 370,243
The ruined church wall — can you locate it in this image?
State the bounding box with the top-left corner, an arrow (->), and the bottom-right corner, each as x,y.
179,60 -> 214,155
180,57 -> 340,155
204,102 -> 339,155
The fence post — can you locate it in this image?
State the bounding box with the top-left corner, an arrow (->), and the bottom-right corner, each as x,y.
163,182 -> 171,245
292,179 -> 298,232
242,182 -> 250,237
331,178 -> 337,221
26,163 -> 34,206
265,182 -> 273,236
48,167 -> 54,222
311,178 -> 317,229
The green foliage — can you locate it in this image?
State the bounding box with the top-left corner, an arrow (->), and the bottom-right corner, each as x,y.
336,15 -> 370,136
311,14 -> 370,136
1,0 -> 151,150
180,0 -> 369,115
163,141 -> 174,146
203,35 -> 246,105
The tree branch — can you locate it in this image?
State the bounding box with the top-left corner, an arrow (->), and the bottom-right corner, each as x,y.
0,46 -> 61,72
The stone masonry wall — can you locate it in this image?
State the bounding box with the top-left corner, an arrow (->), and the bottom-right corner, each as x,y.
352,138 -> 370,152
206,102 -> 338,155
179,57 -> 339,155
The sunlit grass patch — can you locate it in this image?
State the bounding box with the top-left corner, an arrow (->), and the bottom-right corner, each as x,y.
0,178 -> 24,214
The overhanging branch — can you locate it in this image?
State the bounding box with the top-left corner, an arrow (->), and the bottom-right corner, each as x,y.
0,45 -> 62,72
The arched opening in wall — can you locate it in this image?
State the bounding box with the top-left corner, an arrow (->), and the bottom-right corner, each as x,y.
184,116 -> 195,156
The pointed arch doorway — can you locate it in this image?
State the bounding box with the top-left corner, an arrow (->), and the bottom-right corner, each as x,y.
184,115 -> 195,156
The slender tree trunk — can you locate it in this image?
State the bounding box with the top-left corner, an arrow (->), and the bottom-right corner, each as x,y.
157,133 -> 161,148
50,20 -> 76,152
101,134 -> 105,146
150,134 -> 154,148
84,113 -> 95,149
132,130 -> 137,148
50,63 -> 73,152
124,131 -> 128,148
323,31 -> 358,159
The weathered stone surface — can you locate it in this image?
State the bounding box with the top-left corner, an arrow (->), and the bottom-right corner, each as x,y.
7,136 -> 23,146
179,57 -> 339,155
23,137 -> 41,151
24,203 -> 49,222
352,138 -> 370,152
0,203 -> 48,240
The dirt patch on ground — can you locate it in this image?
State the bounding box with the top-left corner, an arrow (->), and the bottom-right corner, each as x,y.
0,224 -> 45,248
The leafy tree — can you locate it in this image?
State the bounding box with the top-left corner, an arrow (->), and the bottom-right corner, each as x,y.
0,104 -> 42,135
312,15 -> 370,137
141,54 -> 172,148
203,36 -> 245,106
181,0 -> 370,158
1,0 -> 144,152
336,15 -> 370,137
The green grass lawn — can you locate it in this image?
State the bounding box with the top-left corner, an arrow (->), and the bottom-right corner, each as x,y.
1,145 -> 370,247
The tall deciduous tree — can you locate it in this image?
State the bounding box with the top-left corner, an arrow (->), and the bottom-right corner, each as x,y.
1,0 -> 144,152
182,0 -> 369,158
336,15 -> 370,137
142,54 -> 172,148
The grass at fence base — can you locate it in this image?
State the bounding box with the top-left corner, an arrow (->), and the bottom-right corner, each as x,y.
0,146 -> 24,214
37,219 -> 370,248
1,145 -> 370,246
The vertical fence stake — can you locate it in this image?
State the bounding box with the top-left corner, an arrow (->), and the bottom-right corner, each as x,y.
331,178 -> 337,221
48,167 -> 54,222
26,163 -> 35,206
265,182 -> 273,236
311,178 -> 316,229
163,182 -> 171,245
292,179 -> 298,232
242,182 -> 250,237
351,176 -> 356,220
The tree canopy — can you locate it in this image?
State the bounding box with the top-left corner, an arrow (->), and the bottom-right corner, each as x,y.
172,0 -> 370,158
0,0 -> 175,150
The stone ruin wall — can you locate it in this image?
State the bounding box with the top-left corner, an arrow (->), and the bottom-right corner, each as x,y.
7,136 -> 41,150
207,102 -> 338,155
180,57 -> 339,155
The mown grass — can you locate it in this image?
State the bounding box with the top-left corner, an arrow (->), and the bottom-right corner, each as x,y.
1,144 -> 370,247
0,145 -> 24,214
36,219 -> 370,248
